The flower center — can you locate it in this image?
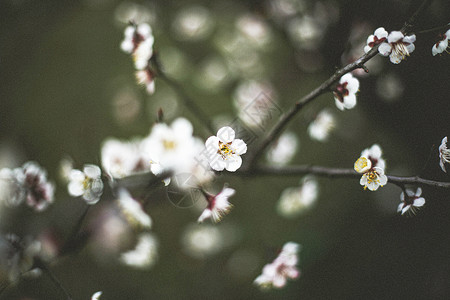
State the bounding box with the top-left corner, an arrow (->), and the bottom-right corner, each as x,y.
333,82 -> 349,103
392,42 -> 410,59
82,177 -> 92,190
218,142 -> 234,159
163,139 -> 176,150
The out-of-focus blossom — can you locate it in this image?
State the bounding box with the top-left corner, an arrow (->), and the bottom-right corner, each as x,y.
116,189 -> 152,229
254,242 -> 301,289
198,186 -> 235,223
333,73 -> 359,111
364,27 -> 388,53
277,177 -> 318,218
194,56 -> 232,91
236,15 -> 272,47
205,126 -> 247,172
439,136 -> 450,172
172,6 -> 214,41
308,109 -> 336,141
265,0 -> 305,22
0,234 -> 41,282
432,29 -> 450,56
398,187 -> 425,215
91,291 -> 103,300
18,162 -> 55,212
266,132 -> 298,165
58,156 -> 74,183
378,31 -> 416,64
132,37 -> 154,70
101,138 -> 150,180
115,2 -> 154,25
68,164 -> 104,205
135,67 -> 155,94
121,23 -> 153,54
120,233 -> 158,269
0,168 -> 25,207
376,72 -> 404,102
182,224 -> 224,259
287,16 -> 324,50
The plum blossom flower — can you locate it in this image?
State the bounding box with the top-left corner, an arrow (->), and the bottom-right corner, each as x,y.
17,162 -> 55,211
277,177 -> 318,218
432,29 -> 450,56
354,144 -> 387,191
333,73 -> 359,111
132,37 -> 154,70
254,242 -> 301,289
364,27 -> 388,53
68,164 -> 104,205
398,187 -> 425,215
120,233 -> 158,269
266,132 -> 298,165
439,136 -> 450,172
198,186 -> 235,223
121,23 -> 153,54
378,31 -> 416,64
360,144 -> 386,170
205,126 -> 247,172
308,109 -> 336,142
0,168 -> 26,207
116,189 -> 152,229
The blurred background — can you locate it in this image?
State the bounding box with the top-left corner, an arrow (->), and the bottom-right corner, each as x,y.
1,0 -> 450,299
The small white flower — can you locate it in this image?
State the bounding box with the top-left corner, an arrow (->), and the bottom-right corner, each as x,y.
364,27 -> 388,53
277,177 -> 318,218
254,242 -> 301,289
68,164 -> 103,205
378,31 -> 416,64
397,187 -> 425,215
308,109 -> 336,142
120,233 -> 158,269
439,136 -> 450,172
0,168 -> 26,207
133,37 -> 154,70
432,29 -> 450,56
136,68 -> 155,94
116,189 -> 152,229
198,186 -> 235,223
266,132 -> 298,165
358,166 -> 388,191
205,126 -> 247,172
91,291 -> 103,300
333,73 -> 359,111
121,23 -> 153,54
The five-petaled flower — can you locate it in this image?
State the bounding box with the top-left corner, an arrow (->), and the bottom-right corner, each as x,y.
378,31 -> 416,64
254,242 -> 301,289
398,187 -> 425,215
333,73 -> 359,111
68,164 -> 104,205
364,27 -> 388,53
198,186 -> 235,223
205,126 -> 247,172
439,136 -> 450,172
354,144 -> 387,191
432,29 -> 450,56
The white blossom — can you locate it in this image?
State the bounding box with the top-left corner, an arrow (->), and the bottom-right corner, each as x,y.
333,73 -> 359,111
182,224 -> 224,259
360,144 -> 386,170
277,177 -> 318,218
205,126 -> 247,172
67,164 -> 104,205
364,27 -> 388,53
308,109 -> 336,142
133,37 -> 154,70
135,68 -> 155,94
266,132 -> 298,165
116,189 -> 152,229
0,168 -> 25,207
254,242 -> 301,289
121,23 -> 153,54
378,31 -> 416,64
198,186 -> 235,223
432,29 -> 450,56
439,136 -> 450,172
398,187 -> 425,215
120,233 -> 158,269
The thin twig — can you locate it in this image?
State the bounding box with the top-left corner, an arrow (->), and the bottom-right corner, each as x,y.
36,259 -> 72,300
416,23 -> 450,34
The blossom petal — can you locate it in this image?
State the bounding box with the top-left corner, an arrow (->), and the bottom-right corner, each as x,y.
232,139 -> 247,155
84,165 -> 101,178
209,157 -> 226,171
387,31 -> 404,43
343,93 -> 356,109
378,42 -> 392,56
414,197 -> 425,207
216,126 -> 235,143
225,156 -> 242,172
172,118 -> 194,138
397,203 -> 404,213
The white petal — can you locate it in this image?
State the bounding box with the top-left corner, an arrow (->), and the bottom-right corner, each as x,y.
68,181 -> 84,197
225,156 -> 242,172
172,118 -> 194,137
415,187 -> 422,197
360,175 -> 367,186
209,157 -> 226,171
232,139 -> 247,155
374,27 -> 388,39
346,77 -> 360,94
388,31 -> 404,43
343,94 -> 357,109
364,45 -> 372,53
405,43 -> 415,54
334,98 -> 345,111
389,53 -> 402,64
84,164 -> 101,179
216,126 -> 235,143
378,174 -> 387,186
401,205 -> 410,215
205,136 -> 220,154
397,203 -> 404,213
403,34 -> 416,44
400,192 -> 405,201
378,43 -> 392,56
197,209 -> 212,222
414,197 -> 425,207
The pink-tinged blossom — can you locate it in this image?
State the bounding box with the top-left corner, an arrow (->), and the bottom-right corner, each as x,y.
398,187 -> 425,215
439,136 -> 450,172
432,29 -> 450,56
205,127 -> 247,172
254,242 -> 301,289
364,27 -> 388,53
17,162 -> 55,212
378,31 -> 416,64
198,186 -> 235,223
333,73 -> 359,111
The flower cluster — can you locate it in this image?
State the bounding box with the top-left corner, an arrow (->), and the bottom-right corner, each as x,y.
121,22 -> 156,94
68,164 -> 104,205
354,144 -> 387,191
398,187 -> 425,215
254,242 -> 301,289
432,29 -> 450,56
198,186 -> 235,223
365,27 -> 416,64
333,73 -> 359,111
